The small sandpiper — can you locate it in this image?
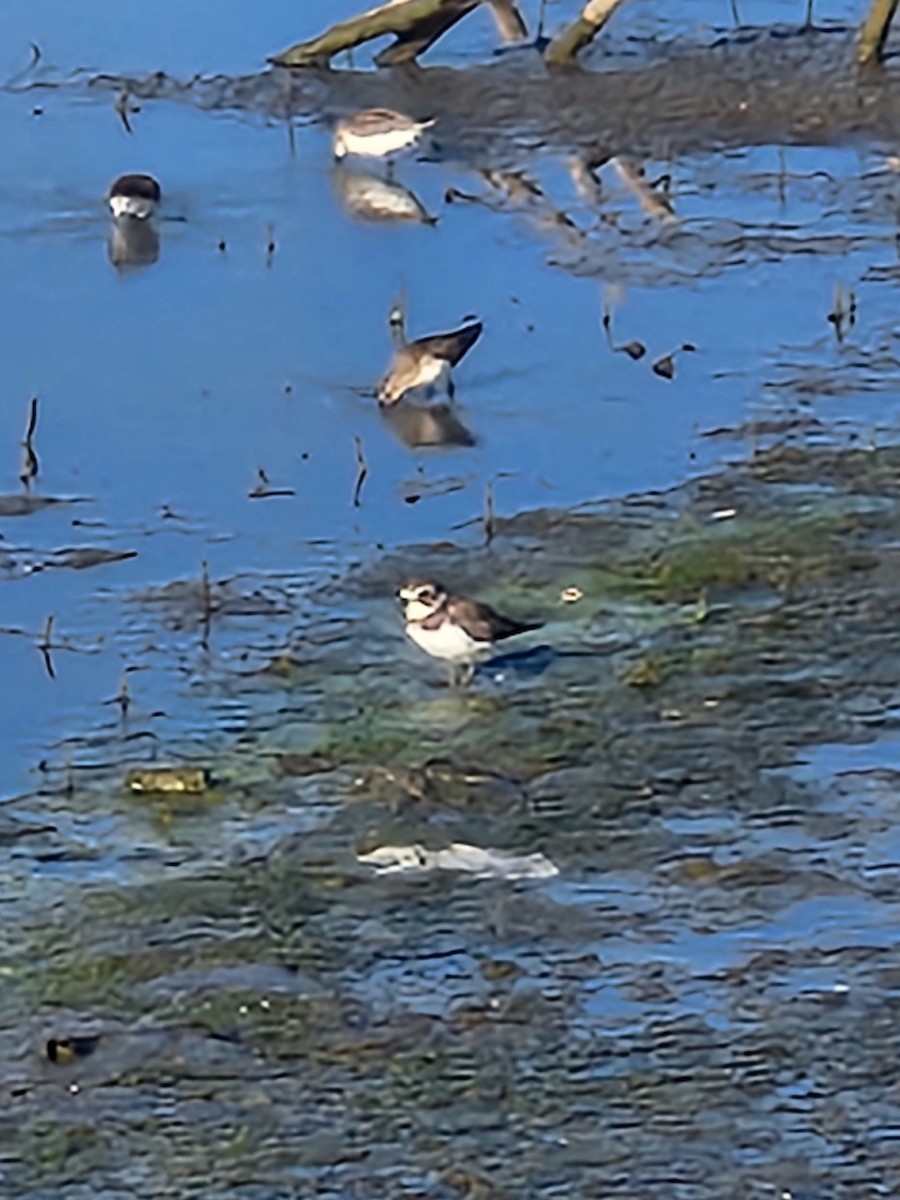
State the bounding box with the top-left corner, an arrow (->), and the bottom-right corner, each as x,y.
379,321 -> 483,405
399,579 -> 542,685
107,173 -> 161,220
333,109 -> 434,164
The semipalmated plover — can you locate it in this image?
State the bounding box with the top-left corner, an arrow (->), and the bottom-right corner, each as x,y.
107,173 -> 161,220
399,579 -> 541,685
333,109 -> 434,163
379,321 -> 483,405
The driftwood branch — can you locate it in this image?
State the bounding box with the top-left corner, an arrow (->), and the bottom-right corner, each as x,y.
858,0 -> 898,64
270,0 -> 480,68
486,0 -> 528,42
544,0 -> 629,66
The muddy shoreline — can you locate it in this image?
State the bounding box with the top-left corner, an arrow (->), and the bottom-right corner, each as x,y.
78,26 -> 900,159
4,436 -> 900,1195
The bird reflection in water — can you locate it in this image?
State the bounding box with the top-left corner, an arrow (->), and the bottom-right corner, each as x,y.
380,399 -> 476,450
107,216 -> 160,271
332,165 -> 438,228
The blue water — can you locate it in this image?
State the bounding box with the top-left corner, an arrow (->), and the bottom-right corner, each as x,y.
0,0 -> 883,797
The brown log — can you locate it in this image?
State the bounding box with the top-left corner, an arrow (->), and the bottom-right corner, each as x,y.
270,0 -> 480,68
544,0 -> 629,67
858,0 -> 899,64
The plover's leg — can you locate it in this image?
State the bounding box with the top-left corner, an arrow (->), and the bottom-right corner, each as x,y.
459,661 -> 475,688
447,375 -> 456,403
386,157 -> 396,182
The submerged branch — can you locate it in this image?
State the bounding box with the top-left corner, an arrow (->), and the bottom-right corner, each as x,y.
270,0 -> 481,68
544,0 -> 629,66
858,0 -> 898,64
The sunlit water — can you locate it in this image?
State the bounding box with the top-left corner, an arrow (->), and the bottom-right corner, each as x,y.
1,5 -> 900,1195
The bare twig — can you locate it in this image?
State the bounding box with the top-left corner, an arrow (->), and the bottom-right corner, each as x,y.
248,468 -> 295,499
483,478 -> 495,546
353,436 -> 369,508
200,559 -> 213,650
20,395 -> 39,491
38,614 -> 56,680
115,87 -> 134,134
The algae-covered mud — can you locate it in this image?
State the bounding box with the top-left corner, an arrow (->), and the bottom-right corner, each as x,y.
8,441 -> 900,1197
5,0 -> 900,1195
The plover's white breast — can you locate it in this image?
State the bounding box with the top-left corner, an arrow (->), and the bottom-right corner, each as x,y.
341,126 -> 420,159
109,194 -> 156,220
406,619 -> 485,662
410,355 -> 450,389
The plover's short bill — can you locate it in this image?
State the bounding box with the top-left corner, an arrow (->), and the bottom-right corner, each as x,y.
107,173 -> 161,220
399,579 -> 541,685
333,109 -> 434,162
379,321 -> 483,405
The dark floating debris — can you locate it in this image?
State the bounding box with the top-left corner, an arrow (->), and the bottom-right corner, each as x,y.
653,354 -> 676,380
38,614 -> 56,681
274,752 -> 336,777
19,395 -> 39,491
827,283 -> 857,344
45,1035 -> 100,1065
602,307 -> 646,361
652,344 -> 697,381
43,547 -> 138,571
483,478 -> 496,546
248,468 -> 295,499
353,436 -> 368,508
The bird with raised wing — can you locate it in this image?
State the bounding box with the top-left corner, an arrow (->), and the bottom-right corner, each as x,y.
379,321 -> 483,405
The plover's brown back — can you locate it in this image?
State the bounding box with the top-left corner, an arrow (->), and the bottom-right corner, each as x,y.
378,321 -> 483,405
413,322 -> 483,367
333,108 -> 435,160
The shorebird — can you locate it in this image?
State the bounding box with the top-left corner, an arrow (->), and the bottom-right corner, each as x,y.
399,579 -> 542,685
333,109 -> 435,165
378,321 -> 483,405
107,173 -> 161,220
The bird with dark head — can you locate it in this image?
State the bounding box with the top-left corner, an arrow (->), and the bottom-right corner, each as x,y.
398,578 -> 541,685
107,173 -> 161,220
